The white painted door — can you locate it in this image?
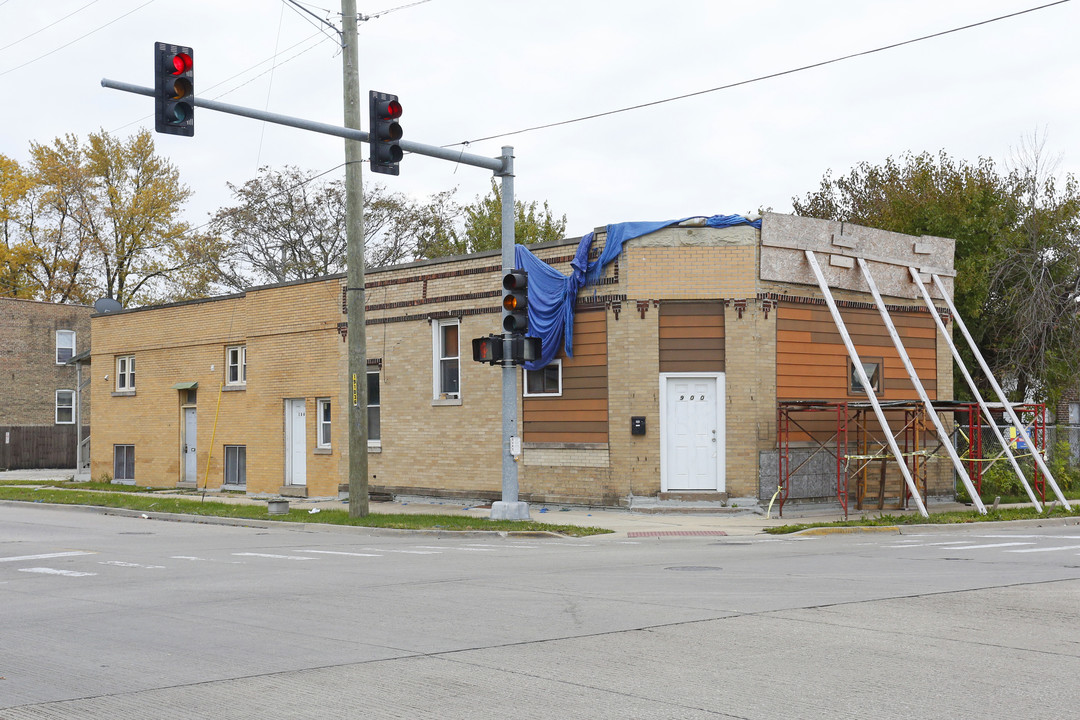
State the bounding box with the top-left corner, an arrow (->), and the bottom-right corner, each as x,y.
285,399 -> 307,486
661,374 -> 724,491
183,407 -> 198,483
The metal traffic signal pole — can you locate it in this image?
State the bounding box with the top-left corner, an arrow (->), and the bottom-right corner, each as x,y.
491,147 -> 531,522
103,55 -> 526,521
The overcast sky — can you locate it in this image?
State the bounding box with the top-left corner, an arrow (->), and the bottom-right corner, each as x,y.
1,0 -> 1077,240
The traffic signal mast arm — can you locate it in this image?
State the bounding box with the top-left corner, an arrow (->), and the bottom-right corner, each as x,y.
101,78 -> 507,175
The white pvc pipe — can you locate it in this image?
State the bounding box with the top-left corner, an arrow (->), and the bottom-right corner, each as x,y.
805,251 -> 929,517
931,274 -> 1070,509
909,269 -> 1042,511
858,259 -> 986,514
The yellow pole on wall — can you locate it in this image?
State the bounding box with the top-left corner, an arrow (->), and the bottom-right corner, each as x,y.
201,383 -> 225,494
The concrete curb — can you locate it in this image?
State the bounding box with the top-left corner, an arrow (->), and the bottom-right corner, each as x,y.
0,499 -> 576,539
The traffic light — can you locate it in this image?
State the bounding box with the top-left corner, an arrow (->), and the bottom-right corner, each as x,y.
154,42 -> 194,137
502,270 -> 528,334
369,90 -> 403,175
471,335 -> 504,365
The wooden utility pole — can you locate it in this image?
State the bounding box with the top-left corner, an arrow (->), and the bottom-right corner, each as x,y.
342,0 -> 369,517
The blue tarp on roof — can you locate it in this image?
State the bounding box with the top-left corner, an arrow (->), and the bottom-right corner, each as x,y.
514,214 -> 762,370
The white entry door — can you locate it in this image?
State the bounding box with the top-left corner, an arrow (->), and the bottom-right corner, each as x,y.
183,407 -> 197,483
661,374 -> 725,492
285,399 -> 307,486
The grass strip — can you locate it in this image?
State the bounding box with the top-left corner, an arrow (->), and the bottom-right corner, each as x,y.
0,486 -> 611,537
766,504 -> 1079,535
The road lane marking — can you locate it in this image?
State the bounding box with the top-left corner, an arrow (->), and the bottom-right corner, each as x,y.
303,550 -> 382,557
99,561 -> 165,568
233,552 -> 316,560
18,567 -> 96,577
946,542 -> 1036,550
1006,545 -> 1080,553
0,551 -> 94,563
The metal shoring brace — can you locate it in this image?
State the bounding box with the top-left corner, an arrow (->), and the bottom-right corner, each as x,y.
857,258 -> 986,514
909,269 -> 1043,511
804,250 -> 929,517
930,273 -> 1071,509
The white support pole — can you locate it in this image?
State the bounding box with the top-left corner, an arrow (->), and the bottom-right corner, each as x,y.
857,259 -> 986,514
805,250 -> 929,517
931,274 -> 1070,509
909,269 -> 1042,511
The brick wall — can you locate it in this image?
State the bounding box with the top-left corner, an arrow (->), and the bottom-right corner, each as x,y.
0,298 -> 92,426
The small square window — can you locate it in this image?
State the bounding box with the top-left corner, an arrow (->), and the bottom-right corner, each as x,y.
850,358 -> 883,395
56,330 -> 75,364
226,346 -> 247,386
224,445 -> 246,486
523,359 -> 562,397
55,390 -> 74,424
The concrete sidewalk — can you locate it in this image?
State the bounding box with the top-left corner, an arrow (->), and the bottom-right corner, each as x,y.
0,468 -> 984,538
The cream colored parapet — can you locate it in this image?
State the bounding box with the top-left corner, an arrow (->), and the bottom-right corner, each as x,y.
760,213 -> 955,302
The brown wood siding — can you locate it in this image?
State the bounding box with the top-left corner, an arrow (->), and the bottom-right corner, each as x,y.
777,302 -> 938,443
777,303 -> 937,403
659,301 -> 725,373
523,309 -> 608,444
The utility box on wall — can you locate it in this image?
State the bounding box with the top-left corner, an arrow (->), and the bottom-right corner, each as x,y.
630,416 -> 646,436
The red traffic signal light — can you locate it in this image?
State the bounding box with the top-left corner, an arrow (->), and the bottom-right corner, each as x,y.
154,42 -> 194,137
369,91 -> 403,175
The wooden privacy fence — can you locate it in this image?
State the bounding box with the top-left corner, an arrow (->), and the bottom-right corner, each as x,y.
0,425 -> 88,470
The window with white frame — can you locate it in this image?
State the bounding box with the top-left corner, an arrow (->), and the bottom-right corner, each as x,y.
224,445 -> 246,486
113,444 -> 135,481
367,370 -> 381,445
523,359 -> 562,397
226,345 -> 247,386
116,355 -> 135,391
55,390 -> 74,424
55,330 -> 75,364
432,319 -> 460,399
316,398 -> 332,449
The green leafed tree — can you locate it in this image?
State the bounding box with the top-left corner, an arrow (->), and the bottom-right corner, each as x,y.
792,147 -> 1080,404
1,130 -> 220,306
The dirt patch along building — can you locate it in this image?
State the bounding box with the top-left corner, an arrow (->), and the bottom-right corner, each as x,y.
0,298 -> 92,470
88,213 -> 960,508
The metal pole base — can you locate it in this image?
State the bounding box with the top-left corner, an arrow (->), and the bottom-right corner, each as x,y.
490,501 -> 531,521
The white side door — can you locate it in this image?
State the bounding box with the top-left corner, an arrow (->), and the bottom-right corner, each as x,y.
285,399 -> 307,487
660,374 -> 725,492
183,407 -> 197,483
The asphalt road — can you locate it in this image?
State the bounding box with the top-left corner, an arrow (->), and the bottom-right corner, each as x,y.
2,503 -> 1079,718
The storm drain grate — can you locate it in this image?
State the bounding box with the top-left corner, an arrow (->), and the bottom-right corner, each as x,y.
627,530 -> 728,538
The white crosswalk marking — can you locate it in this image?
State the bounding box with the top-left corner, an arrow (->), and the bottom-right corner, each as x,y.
1005,545 -> 1080,553
946,542 -> 1035,550
18,567 -> 96,577
0,551 -> 94,563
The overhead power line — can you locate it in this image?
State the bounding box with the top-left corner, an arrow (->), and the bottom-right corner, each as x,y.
449,0 -> 1073,147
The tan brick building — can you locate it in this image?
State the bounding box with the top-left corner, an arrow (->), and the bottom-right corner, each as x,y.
0,298 -> 92,469
89,213 -> 960,508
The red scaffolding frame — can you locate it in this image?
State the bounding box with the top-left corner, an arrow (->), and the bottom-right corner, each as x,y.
776,400 -> 1046,518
